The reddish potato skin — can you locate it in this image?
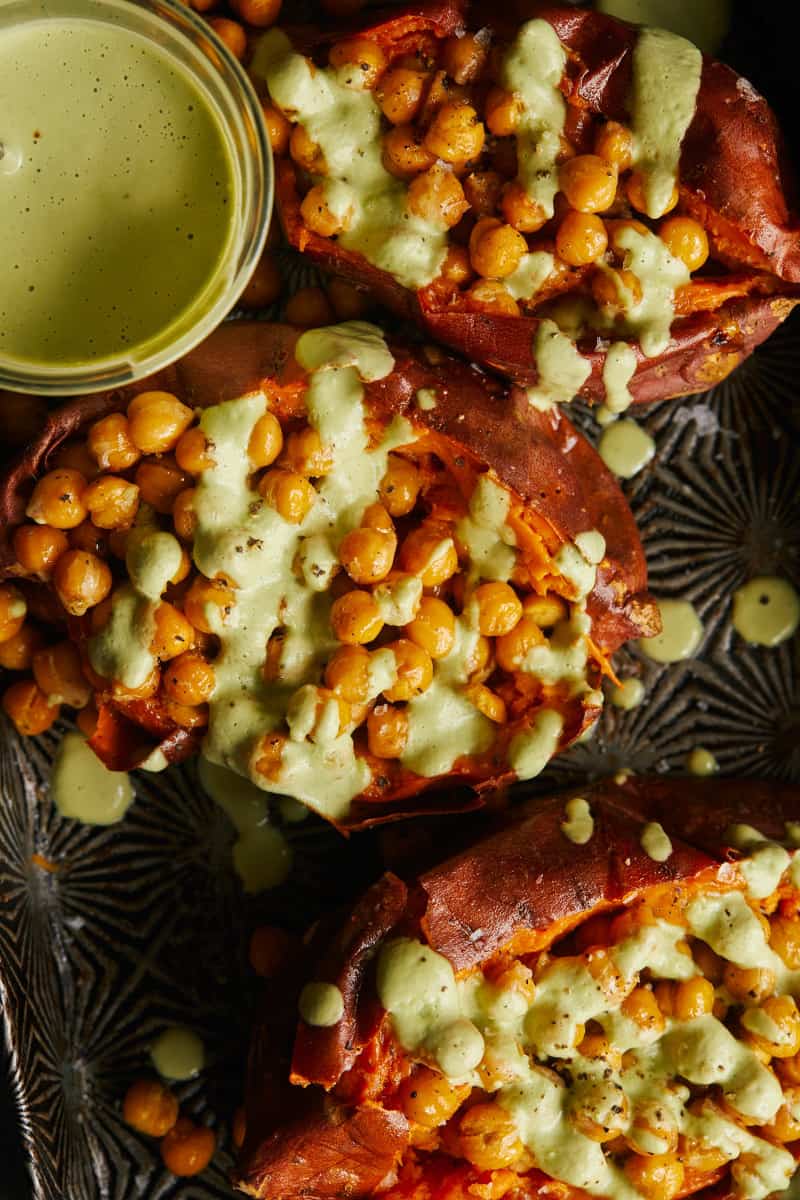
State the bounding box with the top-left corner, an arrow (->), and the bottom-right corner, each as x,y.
0,322 -> 655,798
271,3 -> 800,396
236,776 -> 800,1199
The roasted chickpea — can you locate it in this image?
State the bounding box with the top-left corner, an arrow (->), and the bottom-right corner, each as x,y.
770,915 -> 800,970
122,1078 -> 179,1138
473,581 -> 523,637
283,286 -> 335,328
52,550 -> 111,616
442,31 -> 488,84
244,411 -> 282,471
330,589 -> 383,645
465,682 -> 506,723
399,1067 -> 468,1128
135,458 -> 189,515
83,476 -> 140,530
127,391 -> 194,455
26,469 -> 87,530
230,0 -> 280,21
438,244 -> 473,287
424,102 -> 485,166
289,123 -> 326,174
32,641 -> 90,709
672,976 -> 715,1021
338,526 -> 396,585
384,638 -> 433,702
258,469 -> 316,524
559,155 -> 618,214
324,644 -> 370,703
658,216 -> 709,272
160,1117 -> 215,1177
162,698 -> 209,729
723,963 -> 775,1004
624,1153 -> 684,1200
329,37 -> 387,89
499,181 -> 548,233
469,217 -> 527,279
405,596 -> 455,659
184,576 -> 236,634
0,623 -> 44,671
12,524 -> 68,578
0,583 -> 27,644
88,412 -> 141,471
495,615 -> 545,672
621,986 -> 665,1035
376,67 -> 427,125
209,16 -> 246,59
556,211 -> 609,267
380,455 -> 421,517
366,702 -> 409,758
249,925 -> 295,977
594,121 -> 634,171
175,426 -> 214,475
51,439 -> 97,480
465,278 -> 521,316
591,267 -> 643,311
762,1088 -> 800,1142
260,102 -> 291,157
239,249 -> 283,312
398,526 -> 458,587
458,1102 -> 525,1170
407,164 -> 469,229
163,652 -> 214,706
152,602 -> 195,661
2,678 -> 59,735
382,124 -> 436,179
485,87 -> 522,137
361,503 -> 394,535
283,427 -> 333,476
627,172 -> 678,217
254,730 -> 288,780
301,184 -> 354,238
463,170 -> 503,217
744,994 -> 800,1058
171,488 -> 196,542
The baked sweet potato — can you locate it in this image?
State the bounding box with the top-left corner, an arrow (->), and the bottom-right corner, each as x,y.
237,775 -> 800,1200
254,2 -> 800,404
0,320 -> 656,828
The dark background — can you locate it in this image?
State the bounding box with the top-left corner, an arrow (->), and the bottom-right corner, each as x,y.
0,1 -> 796,1196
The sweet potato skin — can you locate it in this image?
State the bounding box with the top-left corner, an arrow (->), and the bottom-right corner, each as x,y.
236,776 -> 800,1199
271,2 -> 800,396
0,322 -> 655,793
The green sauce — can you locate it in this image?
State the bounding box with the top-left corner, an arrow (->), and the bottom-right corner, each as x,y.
0,18 -> 236,368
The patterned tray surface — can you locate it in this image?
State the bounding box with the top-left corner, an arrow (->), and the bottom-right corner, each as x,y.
1,3 -> 799,1196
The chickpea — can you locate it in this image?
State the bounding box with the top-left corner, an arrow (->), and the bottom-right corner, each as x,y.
591,267 -> 643,311
282,427 -> 333,476
379,456 -> 421,518
473,581 -> 523,637
624,1153 -> 684,1200
621,986 -> 665,1035
499,181 -> 548,233
135,458 -> 189,515
521,593 -> 567,627
399,1067 -> 468,1128
2,678 -> 59,735
458,1102 -> 525,1170
184,576 -> 235,634
0,623 -> 43,671
485,87 -> 522,137
209,16 -> 246,59
338,527 -> 396,585
376,68 -> 427,125
163,698 -> 208,729
254,730 -> 288,781
258,469 -> 316,524
691,940 -> 725,985
242,413 -> 282,472
442,32 -> 487,84
744,994 -> 800,1058
122,1078 -> 179,1138
175,426 -> 214,475
407,164 -> 469,229
366,703 -> 409,758
398,526 -> 458,587
0,583 -> 27,644
12,524 -> 67,578
160,1116 -> 215,1177
438,244 -> 473,287
470,216 -> 528,279
594,121 -> 634,171
260,102 -> 291,157
672,976 -> 715,1021
384,639 -> 433,702
723,962 -> 775,1004
52,439 -> 97,480
248,925 -> 295,977
382,124 -> 436,179
577,1031 -> 623,1070
326,277 -> 369,321
762,1088 -> 800,1142
163,652 -> 215,706
151,603 -> 195,662
405,596 -> 455,659
230,0 -> 280,27
289,123 -> 326,174
658,216 -> 709,272
301,184 -> 354,238
465,279 -> 521,316
26,468 -> 87,530
495,615 -> 545,672
52,550 -> 111,616
330,589 -> 383,645
69,520 -> 109,559
361,503 -> 394,535
127,391 -> 194,456
329,36 -> 386,90
83,476 -> 140,531
627,172 -> 678,217
284,286 -> 335,328
32,641 -> 90,709
559,155 -> 618,214
770,915 -> 800,970
424,102 -> 485,166
88,412 -> 141,471
465,682 -> 506,724
324,644 -> 370,703
463,170 -> 503,217
170,489 -> 196,542
556,211 -> 609,267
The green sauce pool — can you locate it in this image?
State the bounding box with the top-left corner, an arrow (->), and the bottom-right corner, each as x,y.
0,17 -> 238,368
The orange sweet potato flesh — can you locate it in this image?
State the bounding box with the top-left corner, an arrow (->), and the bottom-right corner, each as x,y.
271,2 -> 800,399
0,322 -> 655,813
236,776 -> 800,1199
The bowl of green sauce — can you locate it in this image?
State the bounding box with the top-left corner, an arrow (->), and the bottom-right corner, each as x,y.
0,0 -> 271,395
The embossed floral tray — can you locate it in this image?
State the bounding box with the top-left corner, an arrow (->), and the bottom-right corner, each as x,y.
1,4 -> 799,1197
